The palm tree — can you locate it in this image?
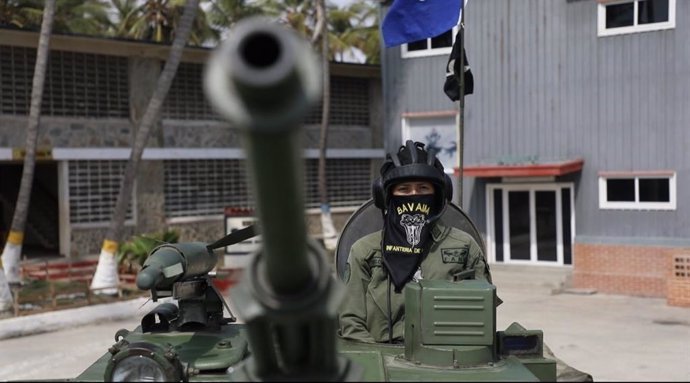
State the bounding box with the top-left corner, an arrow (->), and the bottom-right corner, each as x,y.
113,0 -> 215,46
0,0 -> 57,312
259,0 -> 315,37
341,0 -> 380,64
0,0 -> 40,29
312,0 -> 338,251
90,0 -> 200,294
0,0 -> 110,36
204,0 -> 264,35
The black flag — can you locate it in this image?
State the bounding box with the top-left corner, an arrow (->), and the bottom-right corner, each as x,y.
443,27 -> 474,101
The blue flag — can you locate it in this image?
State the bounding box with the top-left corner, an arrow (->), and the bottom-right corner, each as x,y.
381,0 -> 463,48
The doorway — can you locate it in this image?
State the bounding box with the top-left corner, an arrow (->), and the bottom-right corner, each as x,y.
0,162 -> 60,258
486,183 -> 574,265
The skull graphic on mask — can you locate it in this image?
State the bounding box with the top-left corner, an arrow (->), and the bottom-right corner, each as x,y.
400,213 -> 426,247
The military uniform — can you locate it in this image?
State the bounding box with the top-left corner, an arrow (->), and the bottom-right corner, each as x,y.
337,220 -> 492,343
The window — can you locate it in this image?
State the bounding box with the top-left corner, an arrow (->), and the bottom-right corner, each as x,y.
401,28 -> 456,59
0,46 -> 129,117
68,160 -> 135,226
598,172 -> 676,210
163,62 -> 220,120
597,0 -> 675,37
402,113 -> 458,174
164,159 -> 253,219
164,158 -> 375,220
304,158 -> 373,209
304,76 -> 370,126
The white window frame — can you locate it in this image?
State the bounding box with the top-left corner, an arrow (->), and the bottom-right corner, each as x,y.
485,183 -> 576,266
598,172 -> 676,210
597,0 -> 676,37
401,111 -> 459,175
401,26 -> 457,59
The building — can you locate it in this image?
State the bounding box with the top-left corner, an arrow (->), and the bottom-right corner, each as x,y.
379,0 -> 689,306
0,27 -> 384,264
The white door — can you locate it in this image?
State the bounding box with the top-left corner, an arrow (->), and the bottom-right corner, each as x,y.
486,183 -> 574,265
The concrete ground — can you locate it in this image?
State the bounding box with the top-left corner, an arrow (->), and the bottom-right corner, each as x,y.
0,264 -> 688,382
491,264 -> 690,382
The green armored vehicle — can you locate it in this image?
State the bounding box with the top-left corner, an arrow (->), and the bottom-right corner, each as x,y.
71,17 -> 564,382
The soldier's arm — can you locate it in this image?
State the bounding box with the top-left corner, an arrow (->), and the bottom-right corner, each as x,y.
337,244 -> 376,343
468,237 -> 492,284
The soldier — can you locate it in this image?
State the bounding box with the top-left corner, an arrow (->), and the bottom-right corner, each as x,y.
337,141 -> 593,382
338,140 -> 492,343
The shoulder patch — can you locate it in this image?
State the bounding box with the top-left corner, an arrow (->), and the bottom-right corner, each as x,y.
366,250 -> 383,268
441,248 -> 468,264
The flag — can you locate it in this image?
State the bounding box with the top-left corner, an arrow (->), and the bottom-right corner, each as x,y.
381,0 -> 463,48
443,26 -> 474,101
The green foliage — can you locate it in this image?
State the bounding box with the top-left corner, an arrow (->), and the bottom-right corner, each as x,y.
116,229 -> 180,270
0,0 -> 381,63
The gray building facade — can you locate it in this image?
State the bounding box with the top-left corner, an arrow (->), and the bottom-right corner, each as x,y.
380,0 -> 690,305
0,28 -> 384,265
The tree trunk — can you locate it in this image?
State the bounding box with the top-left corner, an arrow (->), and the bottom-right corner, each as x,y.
313,0 -> 336,252
90,0 -> 200,294
0,0 -> 56,312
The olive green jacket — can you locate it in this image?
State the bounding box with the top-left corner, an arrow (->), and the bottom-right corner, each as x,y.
337,222 -> 492,343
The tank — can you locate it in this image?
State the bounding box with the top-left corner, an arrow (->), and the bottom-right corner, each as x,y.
67,17 -> 557,382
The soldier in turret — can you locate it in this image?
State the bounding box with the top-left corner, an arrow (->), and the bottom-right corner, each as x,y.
338,140 -> 492,343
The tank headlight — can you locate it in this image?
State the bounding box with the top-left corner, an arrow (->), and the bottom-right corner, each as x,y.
105,341 -> 185,382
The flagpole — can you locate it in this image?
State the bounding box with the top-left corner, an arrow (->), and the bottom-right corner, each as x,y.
456,12 -> 465,208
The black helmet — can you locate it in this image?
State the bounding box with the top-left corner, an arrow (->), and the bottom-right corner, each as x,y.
372,140 -> 452,212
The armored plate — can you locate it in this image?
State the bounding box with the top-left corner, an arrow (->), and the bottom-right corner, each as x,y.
334,199 -> 486,281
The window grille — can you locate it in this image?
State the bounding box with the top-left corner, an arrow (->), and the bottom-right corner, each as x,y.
164,158 -> 374,218
162,62 -> 220,120
0,46 -> 129,117
68,160 -> 134,225
0,45 -> 33,115
304,158 -> 372,209
164,159 -> 254,218
304,76 -> 370,126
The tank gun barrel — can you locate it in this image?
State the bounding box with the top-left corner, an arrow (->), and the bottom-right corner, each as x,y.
205,18 -> 320,296
203,18 -> 359,380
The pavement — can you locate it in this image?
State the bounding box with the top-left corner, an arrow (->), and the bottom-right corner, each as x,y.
0,264 -> 689,381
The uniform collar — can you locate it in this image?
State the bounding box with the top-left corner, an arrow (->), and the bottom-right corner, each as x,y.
430,221 -> 450,242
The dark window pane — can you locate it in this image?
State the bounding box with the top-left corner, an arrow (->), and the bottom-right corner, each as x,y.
494,189 -> 504,262
639,178 -> 670,202
509,191 -> 530,261
407,39 -> 427,51
562,188 -> 572,265
606,3 -> 634,28
607,179 -> 635,202
638,0 -> 669,24
536,191 -> 557,262
430,29 -> 453,49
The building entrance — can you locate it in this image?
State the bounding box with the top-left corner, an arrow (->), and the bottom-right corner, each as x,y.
0,162 -> 60,258
486,183 -> 574,265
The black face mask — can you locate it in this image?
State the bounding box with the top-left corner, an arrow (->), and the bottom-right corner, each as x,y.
382,194 -> 437,292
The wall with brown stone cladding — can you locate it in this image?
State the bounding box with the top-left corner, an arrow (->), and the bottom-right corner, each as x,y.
573,243 -> 690,307
667,254 -> 690,307
0,116 -> 133,148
